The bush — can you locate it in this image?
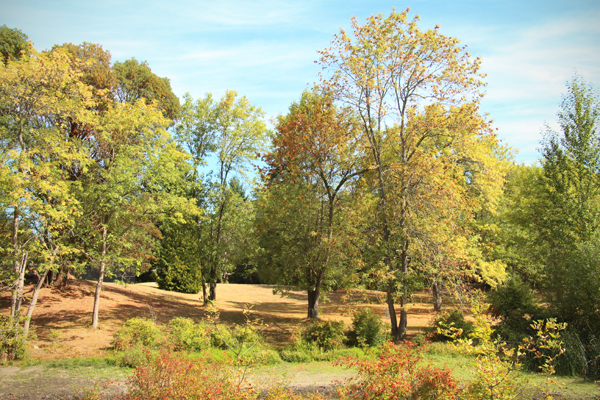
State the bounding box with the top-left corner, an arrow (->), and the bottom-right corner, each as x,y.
169,317 -> 211,352
347,307 -> 385,348
429,310 -> 474,342
335,341 -> 459,399
0,315 -> 27,364
488,275 -> 543,342
123,349 -> 250,400
302,320 -> 346,350
112,318 -> 162,351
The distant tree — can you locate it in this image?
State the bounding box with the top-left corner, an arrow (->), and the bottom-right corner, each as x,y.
0,26 -> 30,65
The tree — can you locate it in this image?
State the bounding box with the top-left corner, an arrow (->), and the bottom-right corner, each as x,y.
0,26 -> 30,65
175,91 -> 268,302
318,9 -> 508,339
75,100 -> 195,329
257,88 -> 367,319
114,58 -> 181,121
538,77 -> 600,339
0,47 -> 96,335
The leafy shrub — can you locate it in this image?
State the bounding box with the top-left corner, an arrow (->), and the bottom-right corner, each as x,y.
347,307 -> 385,348
488,275 -> 543,342
122,349 -> 251,400
335,341 -> 459,399
155,256 -> 203,294
112,318 -> 162,351
169,317 -> 210,351
302,320 -> 346,350
0,315 -> 27,363
108,346 -> 157,368
429,310 -> 474,342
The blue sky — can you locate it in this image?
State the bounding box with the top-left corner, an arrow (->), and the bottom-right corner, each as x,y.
2,0 -> 599,163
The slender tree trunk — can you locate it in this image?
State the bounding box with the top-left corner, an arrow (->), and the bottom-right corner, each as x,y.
92,226 -> 107,329
386,284 -> 398,338
23,269 -> 50,338
431,280 -> 443,312
10,209 -> 20,319
209,282 -> 217,301
14,252 -> 27,315
202,281 -> 208,305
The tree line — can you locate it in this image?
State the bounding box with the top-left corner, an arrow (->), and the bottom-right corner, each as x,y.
1,8 -> 599,365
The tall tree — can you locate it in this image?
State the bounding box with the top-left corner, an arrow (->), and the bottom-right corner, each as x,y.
76,100 -> 195,329
318,9 -> 508,339
0,47 -> 96,334
175,91 -> 268,301
538,77 -> 600,339
257,88 -> 367,319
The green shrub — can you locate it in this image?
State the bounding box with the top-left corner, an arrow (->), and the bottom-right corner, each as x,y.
155,256 -> 203,294
347,307 -> 385,348
429,310 -> 474,342
302,320 -> 346,350
169,317 -> 210,351
488,275 -> 543,342
112,318 -> 162,350
0,315 -> 27,363
551,329 -> 587,376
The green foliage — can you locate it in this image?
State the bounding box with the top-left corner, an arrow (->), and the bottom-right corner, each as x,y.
302,320 -> 346,350
429,310 -> 474,343
0,25 -> 30,65
112,318 -> 162,351
114,58 -> 181,121
169,317 -> 211,351
347,307 -> 385,348
0,315 -> 27,363
488,275 -> 543,342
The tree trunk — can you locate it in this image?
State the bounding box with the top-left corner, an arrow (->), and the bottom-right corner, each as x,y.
431,280 -> 443,312
387,284 -> 398,339
307,271 -> 325,319
202,282 -> 208,305
209,282 -> 217,301
396,309 -> 408,341
92,226 -> 107,329
14,253 -> 27,316
307,289 -> 320,319
10,208 -> 20,319
23,269 -> 49,338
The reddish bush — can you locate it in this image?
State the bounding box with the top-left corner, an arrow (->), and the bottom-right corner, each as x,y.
335,341 -> 459,399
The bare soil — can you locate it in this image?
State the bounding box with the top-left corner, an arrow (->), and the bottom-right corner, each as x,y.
0,280 -> 436,360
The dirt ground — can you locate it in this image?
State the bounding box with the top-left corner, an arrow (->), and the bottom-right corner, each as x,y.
0,280 -> 436,360
0,280 -> 437,399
